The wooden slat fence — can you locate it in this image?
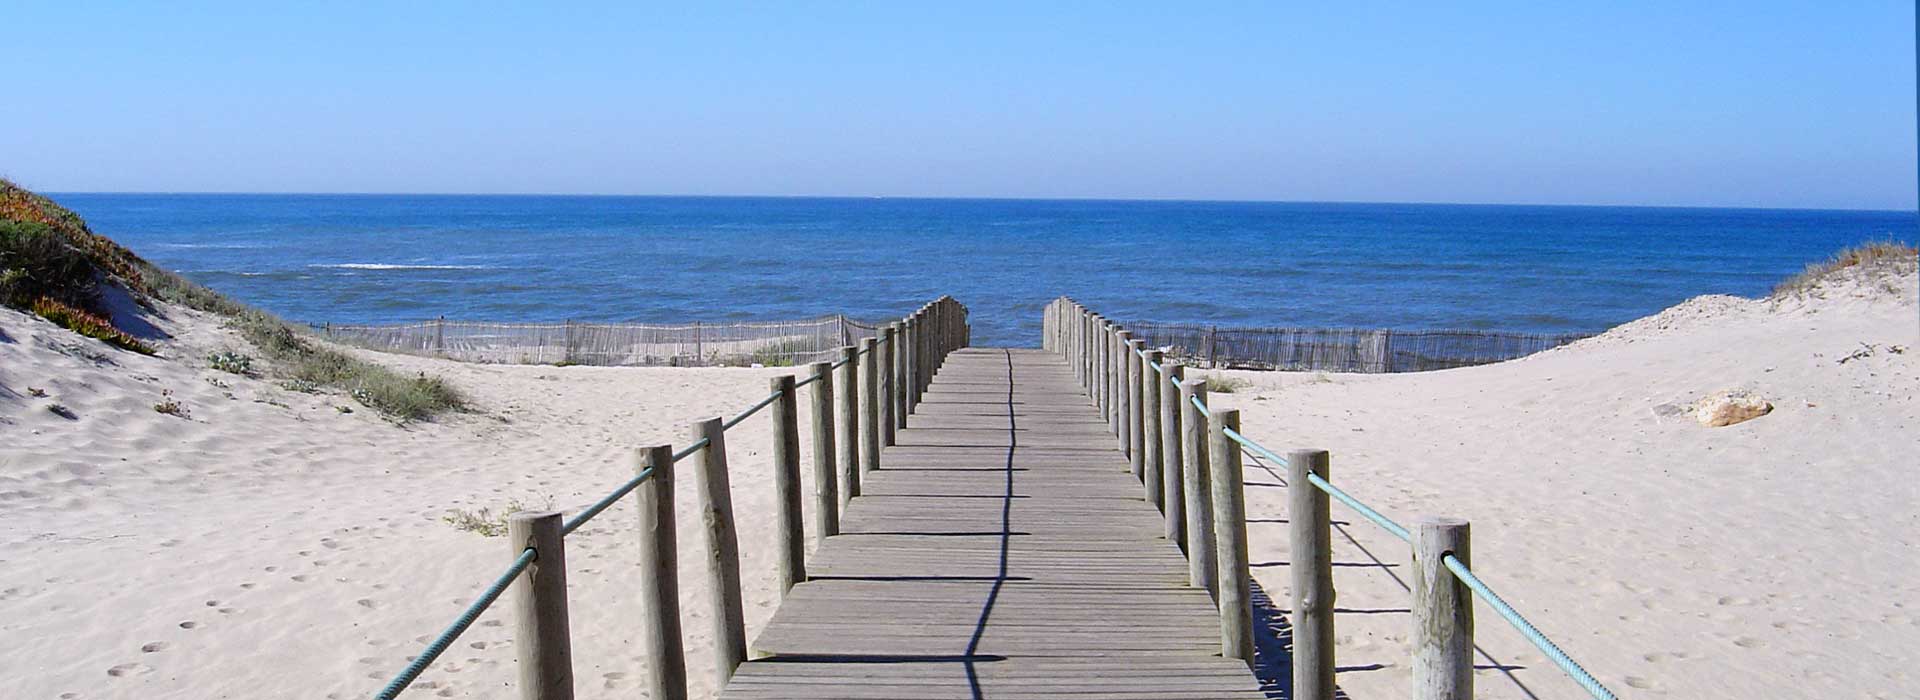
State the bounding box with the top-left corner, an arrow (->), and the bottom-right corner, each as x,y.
1122,321 -> 1589,373
318,315 -> 882,367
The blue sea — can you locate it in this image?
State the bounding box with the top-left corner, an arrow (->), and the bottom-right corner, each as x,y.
52,194 -> 1914,347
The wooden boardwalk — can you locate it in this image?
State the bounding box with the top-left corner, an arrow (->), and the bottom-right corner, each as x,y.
721,348 -> 1266,699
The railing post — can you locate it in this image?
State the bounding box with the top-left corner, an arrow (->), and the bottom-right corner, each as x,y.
1289,449 -> 1335,700
1128,338 -> 1147,481
1414,517 -> 1474,700
859,337 -> 880,475
1180,378 -> 1214,596
1207,408 -> 1253,666
1100,319 -> 1114,425
633,445 -> 686,700
808,362 -> 839,537
904,316 -> 919,413
508,511 -> 573,700
891,321 -> 908,429
919,304 -> 932,396
690,417 -> 747,686
1115,330 -> 1134,460
880,325 -> 897,446
771,377 -> 804,596
836,346 -> 860,505
1160,362 -> 1185,545
1143,349 -> 1165,508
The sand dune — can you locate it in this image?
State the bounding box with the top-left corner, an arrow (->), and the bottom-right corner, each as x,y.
2,266 -> 1914,699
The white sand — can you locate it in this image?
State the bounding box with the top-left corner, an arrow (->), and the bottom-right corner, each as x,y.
1207,268 -> 1919,699
1,266 -> 1913,699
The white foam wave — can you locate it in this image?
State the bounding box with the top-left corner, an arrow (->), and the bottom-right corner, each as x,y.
311,263 -> 494,271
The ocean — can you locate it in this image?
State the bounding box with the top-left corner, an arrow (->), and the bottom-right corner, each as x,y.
53,194 -> 1913,347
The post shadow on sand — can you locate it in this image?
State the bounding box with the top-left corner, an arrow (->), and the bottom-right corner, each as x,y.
1239,450 -> 1539,700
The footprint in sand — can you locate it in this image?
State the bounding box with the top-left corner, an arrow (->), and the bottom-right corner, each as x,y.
291,575 -> 310,582
1733,636 -> 1766,649
106,662 -> 153,677
1625,676 -> 1655,689
141,642 -> 168,653
178,621 -> 199,629
356,598 -> 378,610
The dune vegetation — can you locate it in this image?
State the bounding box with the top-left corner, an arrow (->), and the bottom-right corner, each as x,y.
1772,239 -> 1918,298
0,179 -> 464,420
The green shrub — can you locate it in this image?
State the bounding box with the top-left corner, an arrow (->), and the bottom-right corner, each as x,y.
208,350 -> 255,375
1,219 -> 99,308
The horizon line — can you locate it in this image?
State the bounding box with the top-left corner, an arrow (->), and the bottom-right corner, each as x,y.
36,190 -> 1920,215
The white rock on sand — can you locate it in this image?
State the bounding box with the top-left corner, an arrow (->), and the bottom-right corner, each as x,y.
1,267 -> 1915,700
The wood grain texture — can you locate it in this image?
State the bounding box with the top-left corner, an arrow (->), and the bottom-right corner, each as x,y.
720,348 -> 1264,699
508,511 -> 573,700
633,445 -> 687,700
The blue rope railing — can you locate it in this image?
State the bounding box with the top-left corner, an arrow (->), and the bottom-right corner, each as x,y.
1108,309 -> 1616,700
374,547 -> 536,700
374,321 -> 913,698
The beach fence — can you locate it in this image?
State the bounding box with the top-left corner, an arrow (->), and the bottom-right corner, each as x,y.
316,315 -> 886,367
1043,297 -> 1618,700
373,297 -> 968,700
1120,321 -> 1589,373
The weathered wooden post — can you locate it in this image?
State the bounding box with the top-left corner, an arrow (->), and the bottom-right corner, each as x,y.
1289,449 -> 1335,700
1414,517 -> 1474,700
509,511 -> 573,700
836,346 -> 860,505
808,363 -> 839,537
891,321 -> 908,429
1180,378 -> 1214,595
904,316 -> 919,412
1101,320 -> 1115,425
880,325 -> 897,446
1115,330 -> 1134,459
1160,363 -> 1185,545
1128,338 -> 1148,481
633,445 -> 686,700
1089,314 -> 1105,410
859,337 -> 880,474
1207,408 -> 1253,666
1142,349 -> 1165,509
770,376 -> 804,595
690,417 -> 747,686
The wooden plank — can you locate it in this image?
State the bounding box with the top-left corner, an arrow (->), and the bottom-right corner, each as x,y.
719,348 -> 1262,699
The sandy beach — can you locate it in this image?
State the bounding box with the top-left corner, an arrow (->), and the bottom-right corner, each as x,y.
2,261 -> 1915,699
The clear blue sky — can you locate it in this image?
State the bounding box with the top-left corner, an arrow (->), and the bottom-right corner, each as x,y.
4,2 -> 1914,210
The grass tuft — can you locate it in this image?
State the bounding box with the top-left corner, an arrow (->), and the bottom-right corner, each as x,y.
1199,373 -> 1252,393
442,497 -> 551,537
1772,240 -> 1918,298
